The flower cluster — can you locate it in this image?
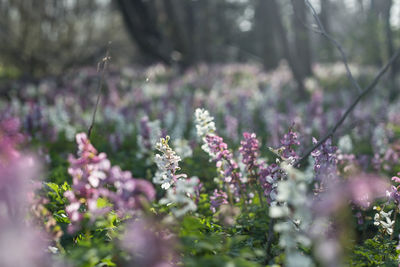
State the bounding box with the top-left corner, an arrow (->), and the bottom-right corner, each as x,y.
154,136 -> 199,217
386,173 -> 400,207
258,163 -> 283,203
311,137 -> 338,192
159,177 -> 200,217
205,134 -> 241,184
172,138 -> 193,160
0,117 -> 40,218
194,108 -> 216,139
121,218 -> 178,267
310,174 -> 390,266
270,163 -> 314,267
239,132 -> 260,171
0,117 -> 57,267
279,127 -> 300,161
205,134 -> 243,203
210,189 -> 229,213
105,169 -> 156,216
194,108 -> 217,157
268,127 -> 300,166
373,206 -> 394,236
153,136 -> 183,190
64,133 -> 155,232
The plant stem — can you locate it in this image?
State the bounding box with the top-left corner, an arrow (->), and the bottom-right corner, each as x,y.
88,43 -> 111,139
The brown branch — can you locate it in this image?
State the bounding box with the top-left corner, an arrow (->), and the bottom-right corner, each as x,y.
87,43 -> 111,139
305,0 -> 362,93
294,48 -> 400,167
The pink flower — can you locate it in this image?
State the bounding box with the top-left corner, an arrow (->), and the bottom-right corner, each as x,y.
65,133 -> 156,232
392,173 -> 400,183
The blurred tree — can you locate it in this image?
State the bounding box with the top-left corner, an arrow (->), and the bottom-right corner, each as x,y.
319,0 -> 334,61
291,0 -> 312,78
116,0 -> 245,68
0,0 -> 129,78
366,0 -> 387,66
381,0 -> 398,99
269,0 -> 310,96
116,0 -> 172,65
252,0 -> 280,70
0,0 -> 397,94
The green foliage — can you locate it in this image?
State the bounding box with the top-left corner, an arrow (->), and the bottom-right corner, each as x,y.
179,215 -> 263,267
349,237 -> 399,266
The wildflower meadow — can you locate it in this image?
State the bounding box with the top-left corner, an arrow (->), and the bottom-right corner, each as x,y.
2,0 -> 400,266
0,58 -> 400,266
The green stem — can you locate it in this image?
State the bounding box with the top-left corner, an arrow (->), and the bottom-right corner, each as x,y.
390,208 -> 398,241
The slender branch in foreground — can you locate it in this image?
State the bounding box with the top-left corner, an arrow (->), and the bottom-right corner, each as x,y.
294,49 -> 400,168
304,0 -> 362,93
87,43 -> 111,138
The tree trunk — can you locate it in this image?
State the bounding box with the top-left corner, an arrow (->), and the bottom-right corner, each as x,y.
270,0 -> 307,97
116,0 -> 172,65
253,0 -> 280,70
382,0 -> 397,100
319,0 -> 334,61
291,0 -> 312,77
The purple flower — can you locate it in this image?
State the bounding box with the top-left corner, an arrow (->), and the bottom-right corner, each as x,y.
0,220 -> 54,267
0,117 -> 41,219
387,173 -> 400,207
258,163 -> 283,203
210,189 -> 229,213
314,174 -> 390,214
205,134 -> 241,184
280,127 -> 300,160
205,134 -> 242,202
0,117 -> 62,267
108,171 -> 156,216
239,132 -> 259,171
122,218 -> 178,267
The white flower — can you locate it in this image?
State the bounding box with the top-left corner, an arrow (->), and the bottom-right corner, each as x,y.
270,204 -> 290,218
271,162 -> 315,267
173,138 -> 193,160
153,136 -> 182,189
373,207 -> 395,235
159,177 -> 199,217
338,135 -> 353,154
276,181 -> 291,202
154,136 -> 199,217
194,108 -> 216,139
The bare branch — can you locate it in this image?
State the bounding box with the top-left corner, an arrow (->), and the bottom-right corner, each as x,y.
87,42 -> 111,139
294,48 -> 400,167
305,0 -> 362,93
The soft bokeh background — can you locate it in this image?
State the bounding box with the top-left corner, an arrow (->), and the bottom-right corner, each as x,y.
1,0 -> 400,88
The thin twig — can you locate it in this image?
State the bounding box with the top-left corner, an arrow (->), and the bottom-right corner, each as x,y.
87,43 -> 111,138
305,0 -> 362,93
294,48 -> 400,167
